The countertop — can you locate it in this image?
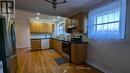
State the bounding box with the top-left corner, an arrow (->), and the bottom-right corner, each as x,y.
31,38 -> 52,40
52,38 -> 88,44
31,37 -> 88,44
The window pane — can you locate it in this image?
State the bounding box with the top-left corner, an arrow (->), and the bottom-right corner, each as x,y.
97,16 -> 102,24
107,23 -> 111,31
97,25 -> 103,32
107,23 -> 119,31
109,13 -> 115,22
94,18 -> 97,24
103,24 -> 108,31
114,11 -> 120,21
114,22 -> 119,31
102,15 -> 108,23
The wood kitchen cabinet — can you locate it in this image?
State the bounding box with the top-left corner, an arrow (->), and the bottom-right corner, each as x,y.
30,22 -> 54,34
71,42 -> 88,64
47,24 -> 54,33
31,39 -> 41,51
68,12 -> 86,33
31,39 -> 50,51
56,40 -> 62,53
30,22 -> 38,33
49,38 -> 53,49
52,39 -> 56,50
52,39 -> 62,53
30,22 -> 43,33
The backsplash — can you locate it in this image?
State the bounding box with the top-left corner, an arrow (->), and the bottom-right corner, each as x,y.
31,34 -> 52,39
71,33 -> 88,42
30,33 -> 88,42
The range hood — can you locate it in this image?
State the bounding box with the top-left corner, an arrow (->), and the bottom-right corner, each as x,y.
67,25 -> 77,29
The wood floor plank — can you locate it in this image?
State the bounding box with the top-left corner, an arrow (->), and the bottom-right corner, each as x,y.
17,48 -> 103,73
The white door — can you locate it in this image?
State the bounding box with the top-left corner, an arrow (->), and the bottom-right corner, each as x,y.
41,39 -> 49,49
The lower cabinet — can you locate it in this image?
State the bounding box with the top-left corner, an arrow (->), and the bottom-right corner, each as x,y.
31,39 -> 88,64
49,38 -> 53,48
52,39 -> 62,53
71,43 -> 88,64
56,40 -> 62,53
52,39 -> 56,50
31,39 -> 41,51
31,39 -> 51,51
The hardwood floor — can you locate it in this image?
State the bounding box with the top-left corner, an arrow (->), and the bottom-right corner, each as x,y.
17,48 -> 103,73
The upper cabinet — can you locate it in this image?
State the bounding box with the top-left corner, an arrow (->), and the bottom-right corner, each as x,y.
65,19 -> 78,29
66,12 -> 87,33
30,22 -> 54,34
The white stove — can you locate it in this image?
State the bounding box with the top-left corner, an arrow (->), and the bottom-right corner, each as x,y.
0,61 -> 3,73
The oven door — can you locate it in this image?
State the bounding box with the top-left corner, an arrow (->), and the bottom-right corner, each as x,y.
62,41 -> 71,55
62,41 -> 71,62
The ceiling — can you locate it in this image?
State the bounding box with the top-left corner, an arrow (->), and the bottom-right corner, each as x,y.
16,0 -> 107,17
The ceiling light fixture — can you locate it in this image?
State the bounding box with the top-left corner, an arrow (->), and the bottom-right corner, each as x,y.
37,12 -> 40,15
53,19 -> 56,22
36,17 -> 40,20
44,0 -> 68,10
57,16 -> 60,19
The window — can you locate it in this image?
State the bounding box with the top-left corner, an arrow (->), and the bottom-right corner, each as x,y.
88,0 -> 126,40
54,22 -> 65,35
56,24 -> 64,35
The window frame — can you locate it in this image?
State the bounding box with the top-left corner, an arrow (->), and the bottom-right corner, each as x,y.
88,0 -> 126,40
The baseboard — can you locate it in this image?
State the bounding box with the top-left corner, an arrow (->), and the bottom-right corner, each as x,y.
17,47 -> 30,49
86,60 -> 112,73
16,46 -> 30,49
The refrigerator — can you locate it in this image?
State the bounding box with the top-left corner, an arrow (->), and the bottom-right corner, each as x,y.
0,16 -> 18,73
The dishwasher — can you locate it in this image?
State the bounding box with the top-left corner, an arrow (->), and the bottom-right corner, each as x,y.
41,39 -> 49,49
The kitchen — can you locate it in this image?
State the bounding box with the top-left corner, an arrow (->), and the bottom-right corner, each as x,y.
0,0 -> 130,73
30,12 -> 88,62
14,9 -> 96,73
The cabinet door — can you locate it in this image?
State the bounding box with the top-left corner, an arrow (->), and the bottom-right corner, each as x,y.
50,24 -> 54,33
31,39 -> 41,51
52,39 -> 55,49
46,24 -> 54,34
30,22 -> 54,34
42,24 -> 45,33
57,41 -> 62,53
49,39 -> 53,48
53,39 -> 57,50
71,43 -> 87,64
38,23 -> 44,33
48,24 -> 51,33
46,24 -> 49,33
44,24 -> 47,33
55,40 -> 59,51
30,22 -> 37,33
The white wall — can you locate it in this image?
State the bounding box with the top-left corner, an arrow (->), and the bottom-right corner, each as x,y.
15,9 -> 58,48
15,10 -> 32,48
87,0 -> 130,73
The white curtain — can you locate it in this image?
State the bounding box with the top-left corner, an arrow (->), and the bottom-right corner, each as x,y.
88,0 -> 126,40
